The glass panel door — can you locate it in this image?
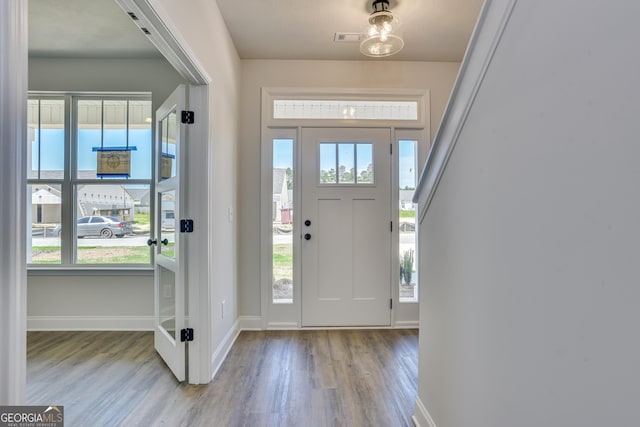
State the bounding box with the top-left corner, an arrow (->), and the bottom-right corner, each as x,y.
152,85 -> 186,381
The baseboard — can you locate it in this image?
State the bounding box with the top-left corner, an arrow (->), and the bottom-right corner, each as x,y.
237,316 -> 262,330
209,319 -> 242,380
394,320 -> 420,329
27,315 -> 154,331
412,396 -> 437,427
267,321 -> 299,329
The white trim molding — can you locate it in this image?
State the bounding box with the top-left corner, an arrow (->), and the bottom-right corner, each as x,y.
237,316 -> 263,330
261,88 -> 429,329
266,322 -> 300,330
114,0 -> 210,85
412,396 -> 437,427
413,0 -> 519,221
0,0 -> 28,405
394,320 -> 420,329
209,319 -> 242,381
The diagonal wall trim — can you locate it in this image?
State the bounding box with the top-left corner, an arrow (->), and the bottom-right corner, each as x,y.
413,0 -> 519,222
412,396 -> 437,427
209,319 -> 242,381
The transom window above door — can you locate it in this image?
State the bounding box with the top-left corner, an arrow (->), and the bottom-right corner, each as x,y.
273,100 -> 418,121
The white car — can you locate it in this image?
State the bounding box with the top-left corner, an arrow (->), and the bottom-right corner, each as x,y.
53,216 -> 132,238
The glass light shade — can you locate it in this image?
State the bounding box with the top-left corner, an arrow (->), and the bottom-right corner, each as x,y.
360,6 -> 404,58
360,33 -> 404,57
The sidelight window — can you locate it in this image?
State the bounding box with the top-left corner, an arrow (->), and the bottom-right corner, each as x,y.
398,139 -> 418,302
272,138 -> 294,303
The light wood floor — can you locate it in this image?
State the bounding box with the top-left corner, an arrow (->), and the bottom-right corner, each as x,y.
27,329 -> 418,427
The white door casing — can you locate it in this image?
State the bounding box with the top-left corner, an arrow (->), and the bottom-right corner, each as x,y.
301,127 -> 392,327
153,84 -> 187,381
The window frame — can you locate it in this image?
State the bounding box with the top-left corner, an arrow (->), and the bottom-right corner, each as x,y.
27,91 -> 154,271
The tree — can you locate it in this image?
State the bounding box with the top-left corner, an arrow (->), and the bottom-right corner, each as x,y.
320,168 -> 336,183
359,163 -> 373,183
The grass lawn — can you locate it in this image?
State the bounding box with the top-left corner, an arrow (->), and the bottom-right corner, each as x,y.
31,245 -> 156,264
273,243 -> 292,280
400,209 -> 416,218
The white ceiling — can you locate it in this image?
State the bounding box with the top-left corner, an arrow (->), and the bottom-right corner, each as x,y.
29,0 -> 160,58
29,0 -> 483,62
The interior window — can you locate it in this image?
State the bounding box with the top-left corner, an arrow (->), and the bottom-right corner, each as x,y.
27,93 -> 153,267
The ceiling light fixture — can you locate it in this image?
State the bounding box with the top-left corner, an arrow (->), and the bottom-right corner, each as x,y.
360,0 -> 404,58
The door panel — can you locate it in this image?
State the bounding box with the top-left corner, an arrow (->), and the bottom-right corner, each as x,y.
160,190 -> 176,258
158,264 -> 176,338
301,128 -> 391,327
153,85 -> 186,381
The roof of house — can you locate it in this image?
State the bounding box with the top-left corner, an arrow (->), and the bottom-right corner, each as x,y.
400,189 -> 416,202
273,168 -> 287,194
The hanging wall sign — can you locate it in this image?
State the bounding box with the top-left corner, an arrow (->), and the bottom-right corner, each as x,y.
93,146 -> 137,178
161,153 -> 175,180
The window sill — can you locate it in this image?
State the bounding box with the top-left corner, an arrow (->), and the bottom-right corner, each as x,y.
27,267 -> 153,276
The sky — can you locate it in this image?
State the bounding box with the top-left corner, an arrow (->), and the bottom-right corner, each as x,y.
33,129 -> 152,179
35,132 -> 416,188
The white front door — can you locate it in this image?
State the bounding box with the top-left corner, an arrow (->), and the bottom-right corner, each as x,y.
301,128 -> 392,326
152,85 -> 187,380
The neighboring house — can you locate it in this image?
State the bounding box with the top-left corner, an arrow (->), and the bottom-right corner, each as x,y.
30,185 -> 61,224
272,168 -> 290,223
76,183 -> 135,221
399,189 -> 416,210
125,187 -> 151,214
31,171 -> 137,224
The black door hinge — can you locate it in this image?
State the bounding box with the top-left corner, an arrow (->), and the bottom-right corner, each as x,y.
181,110 -> 194,124
390,298 -> 393,309
390,144 -> 393,155
180,328 -> 194,342
180,219 -> 194,233
390,221 -> 393,232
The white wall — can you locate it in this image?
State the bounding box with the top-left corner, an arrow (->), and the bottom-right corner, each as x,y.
414,0 -> 640,426
27,57 -> 185,330
239,60 -> 460,323
28,274 -> 153,329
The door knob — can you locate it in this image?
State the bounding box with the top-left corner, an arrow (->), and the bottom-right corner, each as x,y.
304,233 -> 311,240
161,239 -> 169,246
304,219 -> 311,226
147,238 -> 157,246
